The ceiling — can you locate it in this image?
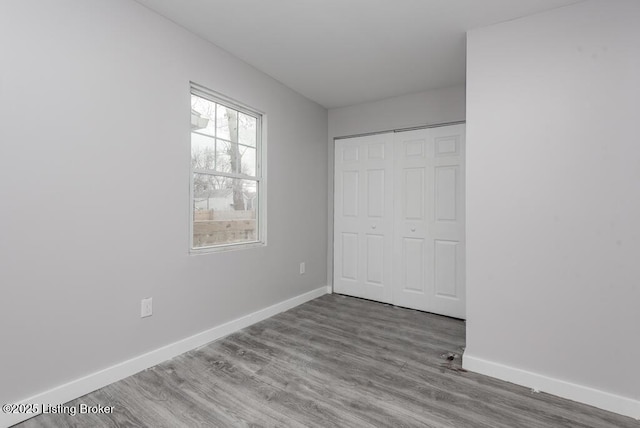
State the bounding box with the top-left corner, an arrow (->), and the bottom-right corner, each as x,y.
135,0 -> 581,109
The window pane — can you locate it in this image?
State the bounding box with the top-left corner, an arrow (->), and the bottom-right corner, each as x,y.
193,174 -> 258,248
238,113 -> 257,147
238,146 -> 256,177
216,105 -> 238,141
191,95 -> 216,137
191,132 -> 216,170
216,139 -> 235,174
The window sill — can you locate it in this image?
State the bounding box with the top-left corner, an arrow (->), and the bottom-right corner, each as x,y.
189,240 -> 266,255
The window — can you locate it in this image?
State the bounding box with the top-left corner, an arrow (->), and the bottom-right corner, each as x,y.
190,84 -> 264,251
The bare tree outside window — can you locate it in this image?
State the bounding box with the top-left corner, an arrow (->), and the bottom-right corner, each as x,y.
190,89 -> 261,249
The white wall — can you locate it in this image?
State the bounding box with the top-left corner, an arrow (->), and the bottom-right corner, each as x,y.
0,0 -> 327,407
327,86 -> 466,286
465,0 -> 640,418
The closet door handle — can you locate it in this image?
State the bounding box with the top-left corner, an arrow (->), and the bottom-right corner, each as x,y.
371,225 -> 377,230
411,227 -> 416,232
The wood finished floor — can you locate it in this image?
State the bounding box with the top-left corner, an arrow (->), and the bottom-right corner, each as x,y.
15,294 -> 638,428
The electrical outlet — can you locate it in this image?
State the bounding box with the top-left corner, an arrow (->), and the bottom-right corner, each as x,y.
299,262 -> 306,275
141,297 -> 153,318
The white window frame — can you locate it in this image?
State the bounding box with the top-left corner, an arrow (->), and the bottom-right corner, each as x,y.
189,82 -> 267,253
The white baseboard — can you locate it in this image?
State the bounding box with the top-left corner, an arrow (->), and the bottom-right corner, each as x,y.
2,285 -> 329,428
463,353 -> 640,421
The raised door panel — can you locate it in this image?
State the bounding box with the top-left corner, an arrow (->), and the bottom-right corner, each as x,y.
404,168 -> 425,220
435,135 -> 459,157
367,169 -> 385,218
434,240 -> 458,298
435,166 -> 458,222
366,234 -> 384,286
402,238 -> 425,293
342,171 -> 359,217
340,233 -> 359,281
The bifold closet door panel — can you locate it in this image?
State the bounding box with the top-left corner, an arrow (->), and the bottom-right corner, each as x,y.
430,125 -> 466,319
333,133 -> 394,304
392,125 -> 466,319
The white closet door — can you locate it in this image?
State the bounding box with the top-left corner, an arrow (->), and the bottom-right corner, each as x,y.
333,133 -> 394,303
392,125 -> 466,318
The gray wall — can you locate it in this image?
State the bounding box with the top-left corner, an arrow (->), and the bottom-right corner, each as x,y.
0,0 -> 328,403
327,86 -> 466,289
328,86 -> 466,138
465,0 -> 640,404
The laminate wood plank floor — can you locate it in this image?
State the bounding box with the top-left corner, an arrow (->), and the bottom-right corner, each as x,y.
15,294 -> 638,427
